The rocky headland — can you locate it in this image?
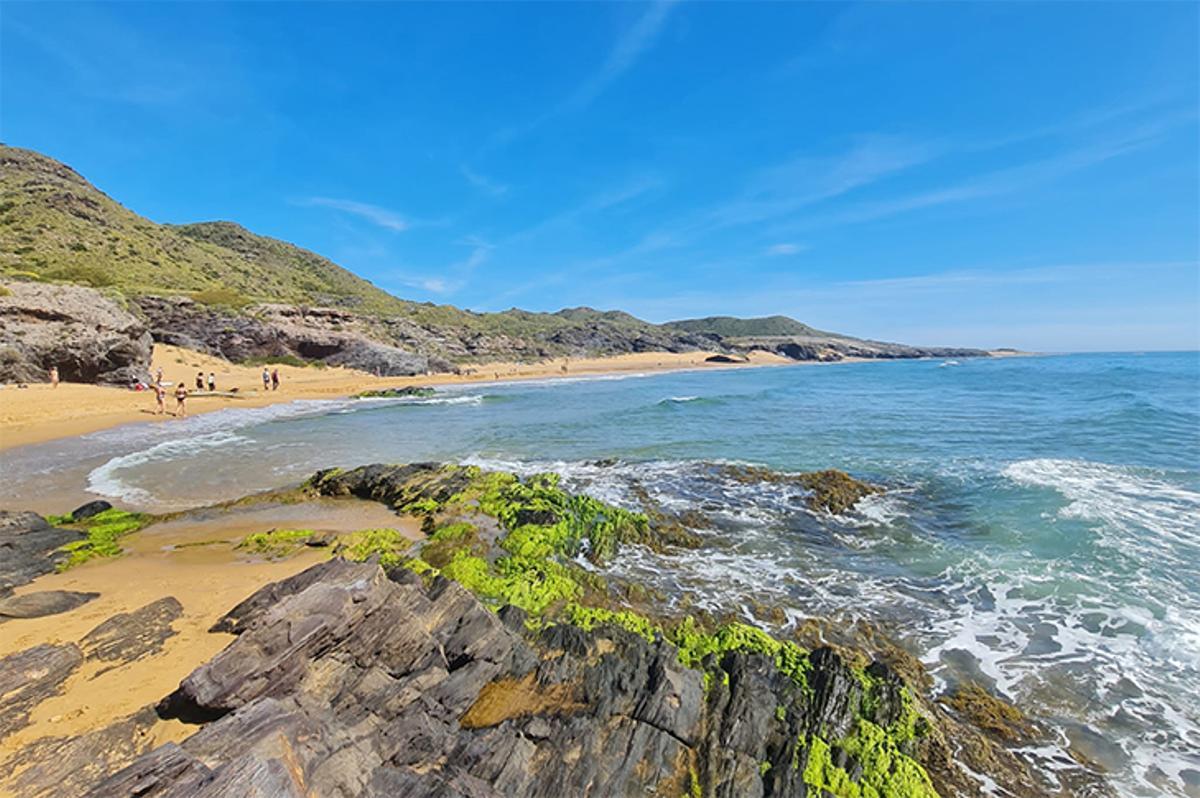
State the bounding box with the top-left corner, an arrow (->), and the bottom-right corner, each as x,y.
1,144 -> 990,385
0,463 -> 1100,797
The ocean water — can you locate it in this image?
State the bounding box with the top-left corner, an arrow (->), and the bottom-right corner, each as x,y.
3,352 -> 1198,795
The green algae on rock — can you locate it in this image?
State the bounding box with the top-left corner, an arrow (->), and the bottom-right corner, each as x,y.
51,509 -> 151,570
719,464 -> 882,514
236,528 -> 317,559
353,386 -> 437,399
306,462 -> 943,797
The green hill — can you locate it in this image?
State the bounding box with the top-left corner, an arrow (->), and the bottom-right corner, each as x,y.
664,315 -> 835,339
1,143 -> 973,367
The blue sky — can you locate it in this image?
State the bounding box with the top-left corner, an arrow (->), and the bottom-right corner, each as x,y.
2,1 -> 1197,351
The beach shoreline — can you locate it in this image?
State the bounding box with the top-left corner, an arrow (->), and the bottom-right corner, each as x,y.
0,344 -> 798,453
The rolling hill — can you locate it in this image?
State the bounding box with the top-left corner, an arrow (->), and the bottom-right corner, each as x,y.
0,143 -> 985,376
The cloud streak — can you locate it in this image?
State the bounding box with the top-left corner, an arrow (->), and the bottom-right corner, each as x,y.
301,197 -> 409,232
460,164 -> 508,197
563,0 -> 679,113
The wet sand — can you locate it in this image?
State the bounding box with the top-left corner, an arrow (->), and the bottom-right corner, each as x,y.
0,497 -> 421,785
0,344 -> 792,452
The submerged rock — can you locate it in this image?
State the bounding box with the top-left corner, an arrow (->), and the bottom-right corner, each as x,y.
719,464 -> 882,514
354,385 -> 436,398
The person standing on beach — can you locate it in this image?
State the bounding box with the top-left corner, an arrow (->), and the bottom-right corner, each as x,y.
262,367 -> 271,391
155,366 -> 163,385
271,368 -> 280,391
153,380 -> 166,414
196,371 -> 204,390
208,372 -> 216,392
174,383 -> 188,417
48,366 -> 59,388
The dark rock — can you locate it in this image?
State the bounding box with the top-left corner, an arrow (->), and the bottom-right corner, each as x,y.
81,596 -> 183,666
0,281 -> 153,384
0,510 -> 85,596
0,589 -> 98,620
1,707 -> 160,798
705,353 -> 748,363
209,557 -> 366,634
0,643 -> 82,740
71,499 -> 113,521
91,560 -> 960,798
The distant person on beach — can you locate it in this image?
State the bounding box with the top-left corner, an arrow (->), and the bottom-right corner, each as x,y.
262,368 -> 271,391
174,383 -> 188,417
208,372 -> 216,392
155,367 -> 163,385
49,366 -> 59,388
271,368 -> 280,391
195,371 -> 204,390
153,381 -> 165,414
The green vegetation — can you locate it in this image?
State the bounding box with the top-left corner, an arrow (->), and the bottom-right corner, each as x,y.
192,287 -> 252,309
237,528 -> 315,558
664,315 -> 835,339
335,527 -> 412,567
801,721 -> 938,798
53,509 -> 151,570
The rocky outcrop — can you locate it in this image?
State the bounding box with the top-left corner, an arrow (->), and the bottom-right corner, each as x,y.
0,589 -> 98,620
135,296 -> 438,376
81,596 -> 183,667
95,561 -> 931,798
0,281 -> 153,384
2,707 -> 162,798
730,335 -> 988,362
0,643 -> 82,740
0,511 -> 84,596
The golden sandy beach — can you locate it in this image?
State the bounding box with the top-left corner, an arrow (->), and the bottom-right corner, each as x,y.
0,344 -> 793,452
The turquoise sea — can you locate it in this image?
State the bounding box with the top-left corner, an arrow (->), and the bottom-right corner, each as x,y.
3,352 -> 1198,796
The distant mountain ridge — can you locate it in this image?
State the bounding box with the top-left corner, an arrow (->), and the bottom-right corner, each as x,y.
0,143 -> 987,377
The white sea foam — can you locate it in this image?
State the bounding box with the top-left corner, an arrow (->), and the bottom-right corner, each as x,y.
659,395 -> 701,404
86,430 -> 252,504
1001,458 -> 1200,558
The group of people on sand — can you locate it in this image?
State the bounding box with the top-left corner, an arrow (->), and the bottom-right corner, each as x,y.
144,365 -> 282,419
148,366 -> 189,418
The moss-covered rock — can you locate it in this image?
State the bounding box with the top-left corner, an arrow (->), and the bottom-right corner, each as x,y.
52,509 -> 151,570
353,386 -> 436,399
236,528 -> 317,559
941,682 -> 1036,743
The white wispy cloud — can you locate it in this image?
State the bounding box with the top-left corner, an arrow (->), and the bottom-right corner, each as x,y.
301,197 -> 409,232
563,0 -> 680,112
460,164 -> 508,197
777,117 -> 1186,234
766,243 -> 804,256
486,0 -> 679,149
391,239 -> 493,296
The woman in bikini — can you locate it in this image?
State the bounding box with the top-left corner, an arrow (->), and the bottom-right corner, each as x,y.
174,383 -> 188,417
